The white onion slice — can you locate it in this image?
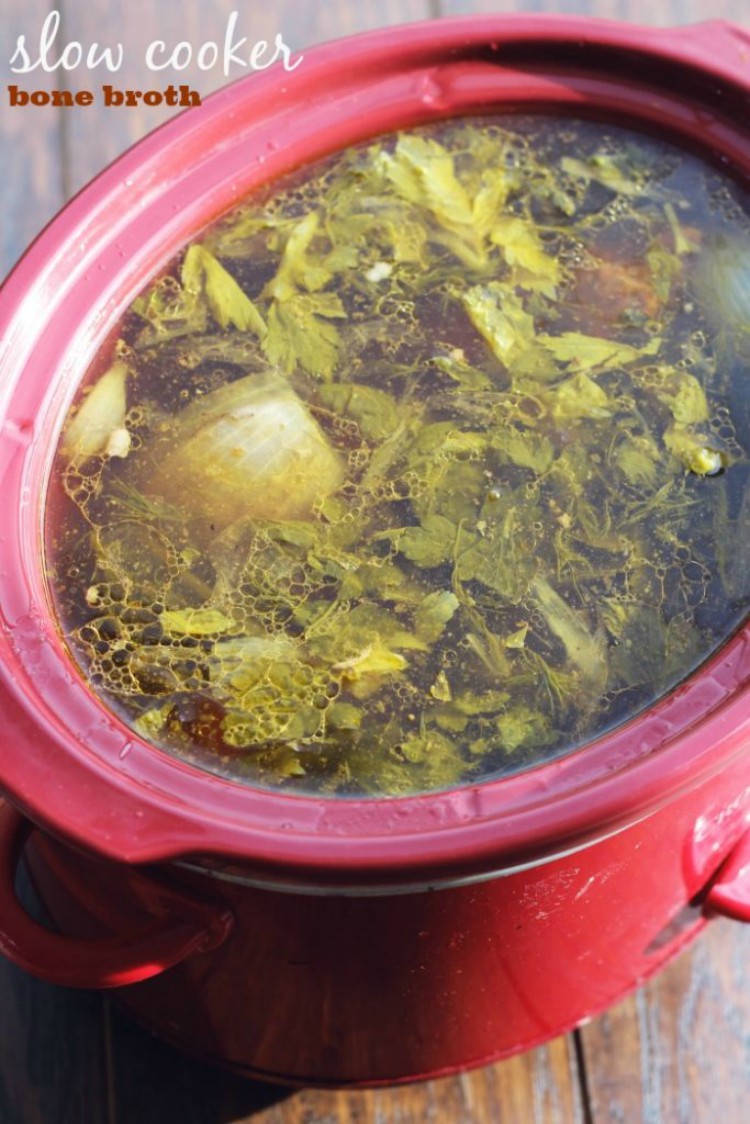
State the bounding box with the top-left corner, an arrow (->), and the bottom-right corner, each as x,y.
145,373 -> 344,528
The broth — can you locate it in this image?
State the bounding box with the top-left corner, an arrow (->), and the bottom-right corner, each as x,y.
46,116 -> 750,796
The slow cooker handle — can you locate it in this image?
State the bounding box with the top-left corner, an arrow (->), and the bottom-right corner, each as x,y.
0,803 -> 233,988
706,829 -> 750,924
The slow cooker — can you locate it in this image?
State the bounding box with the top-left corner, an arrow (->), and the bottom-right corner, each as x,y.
1,15 -> 750,1086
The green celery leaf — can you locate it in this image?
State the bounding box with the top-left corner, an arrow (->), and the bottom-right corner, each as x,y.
613,434 -> 662,487
264,212 -> 329,299
414,590 -> 460,644
326,702 -> 363,730
317,383 -> 400,441
432,353 -> 493,390
378,134 -> 474,231
655,370 -> 709,425
538,331 -> 661,372
551,373 -> 612,419
646,242 -> 682,301
492,430 -> 555,474
397,513 -> 458,568
263,292 -> 345,378
496,705 -> 553,752
462,284 -> 535,366
181,245 -> 266,336
490,217 -> 560,296
561,153 -> 644,197
530,576 -> 606,688
471,169 -> 511,239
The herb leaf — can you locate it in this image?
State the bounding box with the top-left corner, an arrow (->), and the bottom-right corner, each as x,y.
263,292 -> 345,378
182,245 -> 267,336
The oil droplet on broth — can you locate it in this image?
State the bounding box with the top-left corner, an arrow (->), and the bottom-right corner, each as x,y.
45,115 -> 750,798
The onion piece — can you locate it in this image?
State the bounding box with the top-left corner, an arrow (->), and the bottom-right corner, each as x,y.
144,373 -> 344,529
61,360 -> 128,462
694,234 -> 750,332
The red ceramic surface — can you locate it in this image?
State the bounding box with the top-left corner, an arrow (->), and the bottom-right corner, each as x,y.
1,14 -> 750,1083
11,763 -> 750,1084
0,804 -> 233,987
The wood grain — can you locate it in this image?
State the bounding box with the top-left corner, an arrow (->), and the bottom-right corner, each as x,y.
0,870 -> 109,1124
2,1 -> 750,1123
0,0 -> 66,273
102,1001 -> 286,1124
0,5 -> 110,1119
61,0 -> 436,193
439,0 -> 750,22
580,919 -> 750,1124
104,1007 -> 584,1124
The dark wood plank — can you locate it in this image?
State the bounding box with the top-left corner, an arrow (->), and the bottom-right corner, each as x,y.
258,1042 -> 583,1124
439,0 -> 750,21
580,920 -> 750,1124
0,869 -> 110,1124
102,1001 -> 288,1124
62,0 -> 435,194
0,5 -> 111,1121
3,2 -> 750,1124
104,1007 -> 584,1124
0,0 -> 66,274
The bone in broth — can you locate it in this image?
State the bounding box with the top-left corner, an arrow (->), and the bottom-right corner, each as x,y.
45,116 -> 750,796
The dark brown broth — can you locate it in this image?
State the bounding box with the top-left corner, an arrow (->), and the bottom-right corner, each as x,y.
45,116 -> 750,796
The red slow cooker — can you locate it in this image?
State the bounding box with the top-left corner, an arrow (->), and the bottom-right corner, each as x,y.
2,15 -> 750,1086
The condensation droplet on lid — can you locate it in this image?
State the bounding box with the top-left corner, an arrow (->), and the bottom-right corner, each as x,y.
417,71 -> 448,110
2,418 -> 35,445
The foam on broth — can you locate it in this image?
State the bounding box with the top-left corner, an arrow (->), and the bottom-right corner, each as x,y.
45,116 -> 750,796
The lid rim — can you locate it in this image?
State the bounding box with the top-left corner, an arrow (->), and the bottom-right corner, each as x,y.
2,13 -> 750,879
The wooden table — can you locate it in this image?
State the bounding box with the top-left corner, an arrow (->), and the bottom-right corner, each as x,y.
2,2 -> 750,1121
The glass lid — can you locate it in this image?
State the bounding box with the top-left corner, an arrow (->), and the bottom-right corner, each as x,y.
44,113 -> 750,800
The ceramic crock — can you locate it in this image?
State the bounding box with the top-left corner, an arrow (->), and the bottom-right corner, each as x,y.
2,15 -> 750,1086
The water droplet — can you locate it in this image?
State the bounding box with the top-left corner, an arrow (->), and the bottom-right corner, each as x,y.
417,70 -> 449,111
119,741 -> 133,760
2,418 -> 35,445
